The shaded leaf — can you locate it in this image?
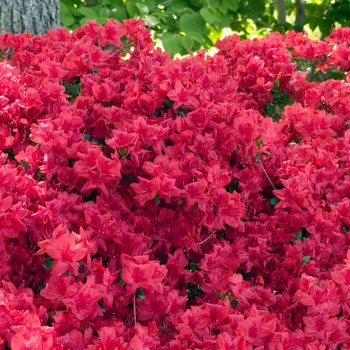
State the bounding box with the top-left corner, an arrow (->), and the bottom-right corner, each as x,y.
179,13 -> 206,35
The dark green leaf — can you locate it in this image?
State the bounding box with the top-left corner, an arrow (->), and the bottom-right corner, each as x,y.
42,258 -> 55,270
137,287 -> 146,300
246,0 -> 265,19
20,160 -> 30,170
268,197 -> 280,206
162,34 -> 186,55
295,230 -> 303,240
186,283 -> 204,298
230,299 -> 239,307
301,256 -> 311,264
185,262 -> 200,271
126,2 -> 139,17
222,0 -> 241,12
179,13 -> 206,35
110,8 -> 127,21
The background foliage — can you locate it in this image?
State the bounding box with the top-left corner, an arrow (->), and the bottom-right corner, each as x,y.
61,0 -> 350,56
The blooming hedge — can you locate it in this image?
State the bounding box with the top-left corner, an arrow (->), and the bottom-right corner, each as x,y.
1,19 -> 350,349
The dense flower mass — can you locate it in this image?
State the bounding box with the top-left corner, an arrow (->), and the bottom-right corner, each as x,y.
1,19 -> 350,348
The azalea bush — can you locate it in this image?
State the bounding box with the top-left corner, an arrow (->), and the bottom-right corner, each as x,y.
1,19 -> 350,349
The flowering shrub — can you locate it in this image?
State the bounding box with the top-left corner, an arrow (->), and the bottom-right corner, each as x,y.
1,19 -> 350,349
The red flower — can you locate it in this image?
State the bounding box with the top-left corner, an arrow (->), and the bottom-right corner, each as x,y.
183,179 -> 209,211
121,253 -> 167,296
35,224 -> 89,276
130,177 -> 158,206
207,188 -> 245,229
167,81 -> 200,110
98,18 -> 126,47
40,274 -> 78,303
62,276 -> 104,321
91,79 -> 117,102
10,314 -> 56,350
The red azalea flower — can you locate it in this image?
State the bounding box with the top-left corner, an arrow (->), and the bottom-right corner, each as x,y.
10,314 -> 56,350
130,177 -> 158,206
35,224 -> 89,276
62,276 -> 104,321
121,253 -> 167,296
167,81 -> 200,110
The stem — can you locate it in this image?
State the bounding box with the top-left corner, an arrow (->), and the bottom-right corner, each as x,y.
133,291 -> 137,327
199,233 -> 214,245
259,160 -> 276,190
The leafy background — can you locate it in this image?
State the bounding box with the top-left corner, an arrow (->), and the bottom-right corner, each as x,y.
60,0 -> 350,56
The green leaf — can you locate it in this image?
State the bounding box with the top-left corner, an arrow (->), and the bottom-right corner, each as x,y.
169,0 -> 191,12
222,0 -> 240,12
95,17 -> 107,24
137,287 -> 146,300
61,15 -> 76,27
301,256 -> 311,264
318,18 -> 333,38
246,0 -> 265,19
60,2 -> 69,15
42,258 -> 55,270
135,2 -> 149,15
295,230 -> 303,241
144,14 -> 158,27
230,298 -> 239,307
110,8 -> 127,21
83,133 -> 91,141
200,8 -> 217,24
154,194 -> 161,206
76,6 -> 98,18
186,283 -> 204,298
80,16 -> 91,25
187,31 -> 205,44
63,82 -> 81,100
185,262 -> 200,272
162,34 -> 185,55
255,138 -> 263,147
293,227 -> 310,242
179,13 -> 206,35
219,13 -> 231,27
180,36 -> 192,51
20,160 -> 30,170
99,7 -> 110,17
218,5 -> 228,14
268,197 -> 280,207
126,2 -> 139,17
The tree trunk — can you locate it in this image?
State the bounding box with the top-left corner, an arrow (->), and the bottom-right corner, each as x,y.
295,0 -> 306,30
0,0 -> 60,35
273,0 -> 286,25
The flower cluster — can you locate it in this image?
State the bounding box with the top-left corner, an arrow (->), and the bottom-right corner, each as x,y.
1,19 -> 350,348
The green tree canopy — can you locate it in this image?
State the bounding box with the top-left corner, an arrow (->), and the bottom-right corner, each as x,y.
60,0 -> 350,56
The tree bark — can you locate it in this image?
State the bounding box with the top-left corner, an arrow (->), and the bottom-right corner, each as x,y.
273,0 -> 286,25
0,0 -> 60,35
295,0 -> 306,29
